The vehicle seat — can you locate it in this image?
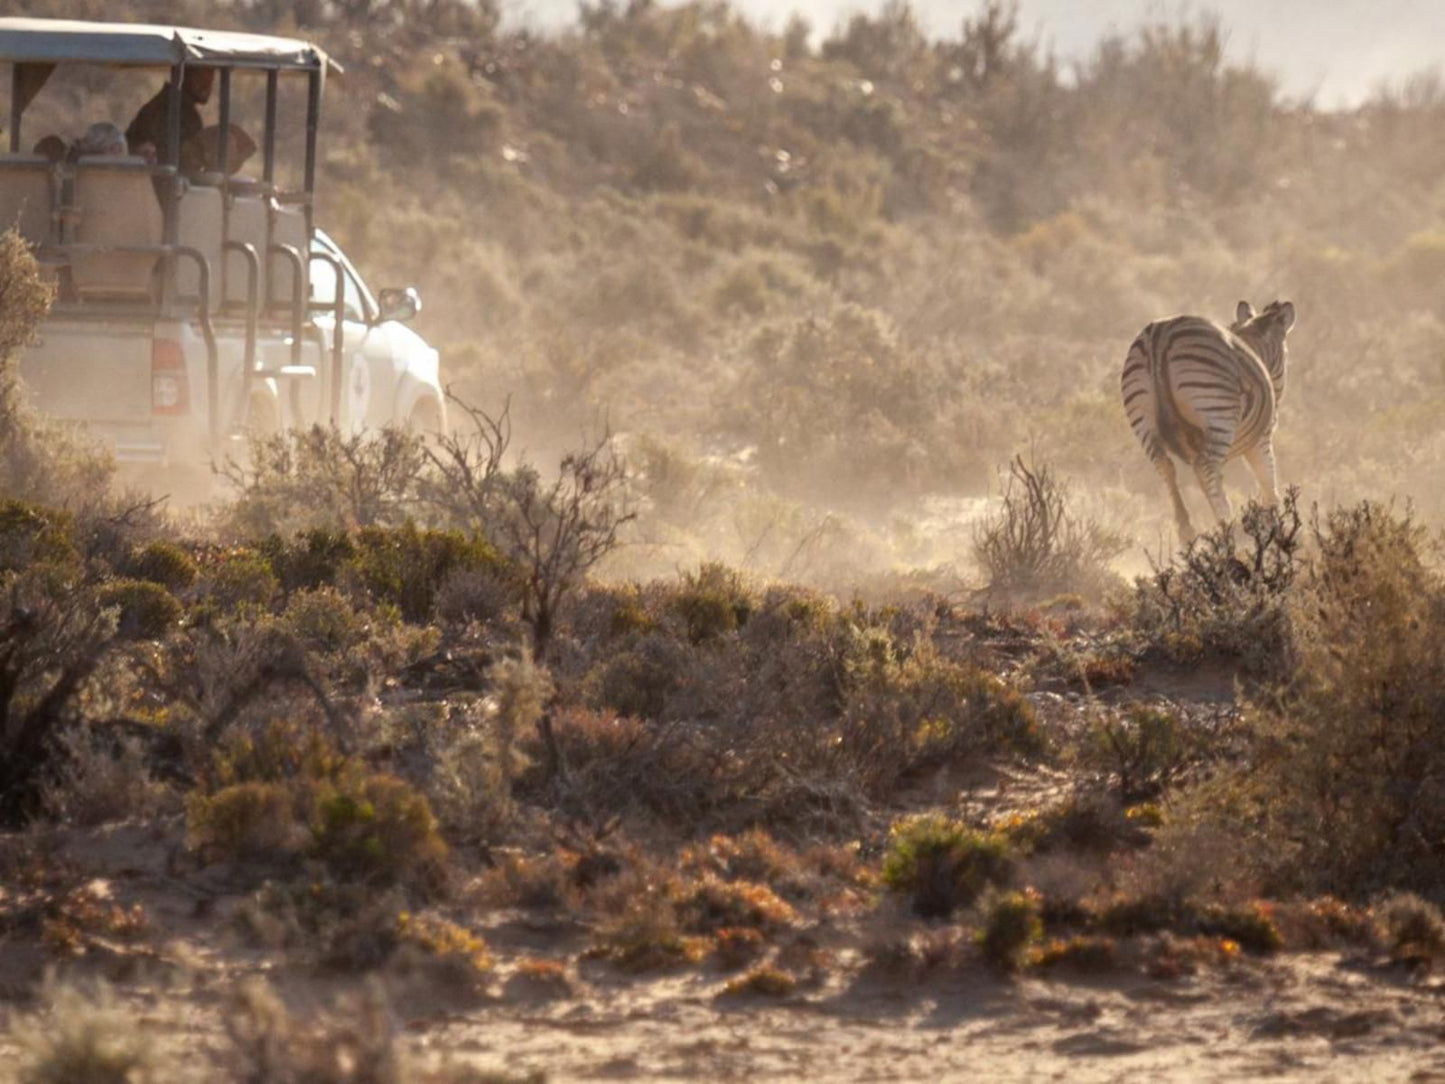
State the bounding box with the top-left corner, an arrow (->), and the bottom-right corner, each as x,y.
269,201 -> 309,314
227,190 -> 268,309
0,155 -> 54,245
175,181 -> 223,311
71,156 -> 162,301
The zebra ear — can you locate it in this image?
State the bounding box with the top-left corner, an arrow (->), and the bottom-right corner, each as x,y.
1275,301 -> 1296,331
1236,300 -> 1256,323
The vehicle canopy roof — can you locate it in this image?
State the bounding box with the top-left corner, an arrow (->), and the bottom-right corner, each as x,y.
0,17 -> 336,73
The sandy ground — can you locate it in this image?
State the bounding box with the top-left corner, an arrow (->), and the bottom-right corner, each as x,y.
4,822 -> 1445,1083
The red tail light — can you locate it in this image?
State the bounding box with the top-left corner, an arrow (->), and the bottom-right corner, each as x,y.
151,338 -> 189,415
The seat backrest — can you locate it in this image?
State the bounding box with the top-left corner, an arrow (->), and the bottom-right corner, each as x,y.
176,182 -> 223,311
71,157 -> 162,301
269,202 -> 309,313
0,155 -> 53,245
227,192 -> 268,309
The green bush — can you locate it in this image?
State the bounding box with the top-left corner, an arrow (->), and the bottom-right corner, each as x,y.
881,814 -> 1014,919
978,889 -> 1044,972
0,500 -> 77,576
672,562 -> 754,644
187,782 -> 299,863
261,528 -> 356,593
282,586 -> 363,653
310,772 -> 449,895
206,549 -> 280,611
1198,901 -> 1283,955
1087,705 -> 1192,802
125,540 -> 197,592
95,578 -> 182,640
351,522 -> 505,623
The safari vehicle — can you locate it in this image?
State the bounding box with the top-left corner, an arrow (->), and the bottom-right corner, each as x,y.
0,17 -> 445,496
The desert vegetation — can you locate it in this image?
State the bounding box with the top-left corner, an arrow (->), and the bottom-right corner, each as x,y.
4,0 -> 1445,1079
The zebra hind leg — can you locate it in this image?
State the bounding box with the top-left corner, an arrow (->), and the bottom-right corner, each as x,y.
1244,443 -> 1280,507
1193,457 -> 1233,525
1152,451 -> 1195,543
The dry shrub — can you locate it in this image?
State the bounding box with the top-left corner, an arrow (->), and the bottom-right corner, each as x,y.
187,782 -> 300,863
677,875 -> 796,934
191,723 -> 449,895
94,579 -> 182,641
1129,492 -> 1303,678
41,726 -> 164,827
836,630 -> 1043,797
973,456 -> 1126,603
0,230 -> 116,513
1031,935 -> 1118,973
1084,704 -> 1193,802
391,912 -> 492,993
225,976 -> 410,1084
587,872 -> 707,972
1249,501 -> 1445,896
220,425 -> 427,536
720,965 -> 797,998
1374,893 -> 1445,964
7,974 -> 165,1084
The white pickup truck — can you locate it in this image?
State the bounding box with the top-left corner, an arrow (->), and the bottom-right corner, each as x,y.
0,18 -> 446,497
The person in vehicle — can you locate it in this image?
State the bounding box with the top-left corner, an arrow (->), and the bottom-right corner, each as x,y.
69,122 -> 128,160
125,67 -> 214,166
32,134 -> 67,162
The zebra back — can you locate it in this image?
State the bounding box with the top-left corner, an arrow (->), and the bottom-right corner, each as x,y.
1122,300 -> 1294,468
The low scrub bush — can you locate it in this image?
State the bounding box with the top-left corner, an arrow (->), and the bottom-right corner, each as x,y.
1130,492 -> 1303,678
978,888 -> 1044,972
678,875 -> 797,934
672,562 -> 755,644
187,782 -> 300,863
0,500 -> 78,576
1032,934 -> 1118,973
973,456 -> 1126,602
7,975 -> 166,1084
124,540 -> 197,592
1374,893 -> 1445,964
1086,705 -> 1193,802
1247,502 -> 1445,896
588,878 -> 707,972
351,523 -> 505,623
310,772 -> 450,894
261,528 -> 356,593
392,912 -> 492,992
721,965 -> 797,998
95,579 -> 182,641
881,814 -> 1014,919
224,976 -> 411,1083
203,549 -> 280,611
282,587 -> 364,653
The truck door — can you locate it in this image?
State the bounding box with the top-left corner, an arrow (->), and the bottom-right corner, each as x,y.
308,239 -> 394,433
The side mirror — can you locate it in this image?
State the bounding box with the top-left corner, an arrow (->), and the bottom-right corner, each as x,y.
377,286 -> 422,324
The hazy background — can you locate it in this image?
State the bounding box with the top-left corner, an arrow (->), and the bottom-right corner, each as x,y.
507,0 -> 1445,107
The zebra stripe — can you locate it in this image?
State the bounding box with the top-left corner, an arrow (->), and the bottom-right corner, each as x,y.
1121,299 -> 1295,541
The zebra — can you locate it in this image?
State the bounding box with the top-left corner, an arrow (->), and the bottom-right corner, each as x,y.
1121,299 -> 1296,542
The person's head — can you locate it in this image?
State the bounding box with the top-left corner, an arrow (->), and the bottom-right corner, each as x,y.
183,67 -> 216,104
32,134 -> 67,162
74,122 -> 127,157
